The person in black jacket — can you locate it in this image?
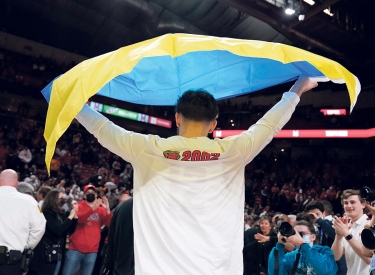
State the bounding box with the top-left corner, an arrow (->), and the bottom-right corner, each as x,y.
243,216 -> 277,275
305,200 -> 347,275
102,197 -> 134,275
28,190 -> 78,275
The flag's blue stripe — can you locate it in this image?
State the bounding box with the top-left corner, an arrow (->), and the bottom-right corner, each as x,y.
97,50 -> 325,105
41,76 -> 61,103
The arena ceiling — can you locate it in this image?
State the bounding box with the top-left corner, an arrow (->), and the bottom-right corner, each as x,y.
0,0 -> 374,87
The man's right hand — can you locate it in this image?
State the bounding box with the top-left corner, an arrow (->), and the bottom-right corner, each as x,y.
289,76 -> 318,97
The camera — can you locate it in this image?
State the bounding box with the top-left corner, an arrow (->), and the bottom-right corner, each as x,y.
361,225 -> 375,250
360,186 -> 375,202
275,221 -> 296,237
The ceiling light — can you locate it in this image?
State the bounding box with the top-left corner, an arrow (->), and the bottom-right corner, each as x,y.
285,7 -> 296,15
303,0 -> 315,5
323,8 -> 334,16
298,14 -> 305,21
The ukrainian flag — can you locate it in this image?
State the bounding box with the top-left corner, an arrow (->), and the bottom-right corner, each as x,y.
41,33 -> 361,172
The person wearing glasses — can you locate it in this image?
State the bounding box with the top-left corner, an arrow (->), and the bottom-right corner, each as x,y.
268,220 -> 337,275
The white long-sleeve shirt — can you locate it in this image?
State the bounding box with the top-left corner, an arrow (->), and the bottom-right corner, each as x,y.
76,92 -> 300,275
0,186 -> 46,251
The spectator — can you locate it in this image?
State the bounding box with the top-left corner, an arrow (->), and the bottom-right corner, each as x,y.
295,189 -> 306,212
260,186 -> 270,207
69,185 -> 81,202
50,155 -> 60,178
320,188 -> 328,200
320,200 -> 334,221
302,195 -> 314,208
288,215 -> 297,227
305,200 -> 347,275
111,157 -> 122,176
331,189 -> 370,275
268,220 -> 337,275
28,190 -> 78,275
271,183 -> 279,194
106,188 -> 119,210
62,184 -> 112,275
17,181 -> 34,196
18,145 -> 32,165
98,165 -> 108,178
37,186 -> 52,208
102,198 -> 134,275
243,216 -> 277,275
72,162 -> 82,179
361,202 -> 375,275
25,175 -> 40,191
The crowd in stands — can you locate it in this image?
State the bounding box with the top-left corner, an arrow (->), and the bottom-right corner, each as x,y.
1,46 -> 375,132
1,47 -> 375,275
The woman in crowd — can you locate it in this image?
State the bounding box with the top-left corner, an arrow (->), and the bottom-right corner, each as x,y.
28,189 -> 78,275
243,216 -> 277,275
268,219 -> 337,275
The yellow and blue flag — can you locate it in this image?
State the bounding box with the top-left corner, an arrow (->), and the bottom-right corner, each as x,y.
41,33 -> 361,172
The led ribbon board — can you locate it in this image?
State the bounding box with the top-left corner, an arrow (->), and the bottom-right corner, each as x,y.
213,129 -> 375,138
88,101 -> 172,128
320,109 -> 346,116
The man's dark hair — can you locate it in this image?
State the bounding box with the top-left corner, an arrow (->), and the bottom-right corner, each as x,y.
38,186 -> 52,199
175,89 -> 219,122
320,200 -> 333,216
304,201 -> 325,213
296,212 -> 315,224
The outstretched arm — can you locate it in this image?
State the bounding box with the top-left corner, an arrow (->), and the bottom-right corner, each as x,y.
76,104 -> 150,163
235,76 -> 318,164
